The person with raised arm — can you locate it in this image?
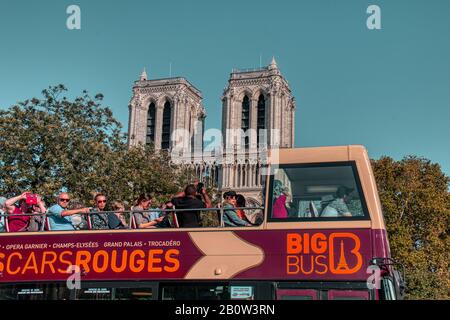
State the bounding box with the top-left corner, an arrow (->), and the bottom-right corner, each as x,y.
47,193 -> 90,231
4,192 -> 46,232
169,184 -> 212,228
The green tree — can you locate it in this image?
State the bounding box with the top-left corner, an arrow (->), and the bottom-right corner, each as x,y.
372,156 -> 450,299
0,85 -> 193,207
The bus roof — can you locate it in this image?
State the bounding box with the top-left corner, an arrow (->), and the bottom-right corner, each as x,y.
270,145 -> 369,165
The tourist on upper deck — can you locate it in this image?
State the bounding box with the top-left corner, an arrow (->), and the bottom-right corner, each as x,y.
47,193 -> 90,231
223,191 -> 251,227
173,180 -> 209,203
27,195 -> 47,232
3,193 -> 32,232
108,201 -> 128,229
170,184 -> 212,228
235,194 -> 251,224
0,197 -> 6,232
320,186 -> 353,217
156,202 -> 173,228
68,200 -> 90,230
90,193 -> 110,229
132,193 -> 166,229
272,180 -> 291,219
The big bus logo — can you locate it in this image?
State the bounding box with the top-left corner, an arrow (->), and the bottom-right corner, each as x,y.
286,232 -> 363,276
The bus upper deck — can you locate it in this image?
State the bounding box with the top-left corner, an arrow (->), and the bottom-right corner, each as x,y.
0,145 -> 404,300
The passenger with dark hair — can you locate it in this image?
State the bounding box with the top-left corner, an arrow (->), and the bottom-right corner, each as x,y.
27,196 -> 47,232
110,201 -> 128,229
170,184 -> 211,228
321,186 -> 353,217
172,180 -> 207,203
222,191 -> 251,227
132,193 -> 165,229
91,193 -> 109,229
235,194 -> 250,223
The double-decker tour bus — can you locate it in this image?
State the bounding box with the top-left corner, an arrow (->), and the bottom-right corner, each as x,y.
0,145 -> 405,300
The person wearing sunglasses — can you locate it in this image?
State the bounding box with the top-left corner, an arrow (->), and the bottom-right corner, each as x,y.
91,193 -> 109,230
47,193 -> 90,231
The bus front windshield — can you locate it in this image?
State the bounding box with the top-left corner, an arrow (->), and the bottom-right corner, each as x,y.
269,162 -> 368,220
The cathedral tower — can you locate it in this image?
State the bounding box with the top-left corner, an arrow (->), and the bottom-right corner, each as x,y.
128,69 -> 206,151
219,58 -> 296,203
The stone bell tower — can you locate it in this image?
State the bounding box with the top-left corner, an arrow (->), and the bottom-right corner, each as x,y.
219,58 -> 296,204
128,68 -> 206,151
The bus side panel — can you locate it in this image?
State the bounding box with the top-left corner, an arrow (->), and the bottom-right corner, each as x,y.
0,228 -> 379,283
371,229 -> 391,259
234,229 -> 372,281
0,232 -> 203,283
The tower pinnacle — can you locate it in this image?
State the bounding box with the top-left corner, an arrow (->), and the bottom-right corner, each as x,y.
140,68 -> 148,81
269,56 -> 278,69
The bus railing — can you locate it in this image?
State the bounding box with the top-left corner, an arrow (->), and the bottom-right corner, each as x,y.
0,206 -> 264,233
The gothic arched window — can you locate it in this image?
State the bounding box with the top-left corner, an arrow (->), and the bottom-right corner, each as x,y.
146,102 -> 156,145
241,95 -> 250,148
257,94 -> 266,146
161,101 -> 171,149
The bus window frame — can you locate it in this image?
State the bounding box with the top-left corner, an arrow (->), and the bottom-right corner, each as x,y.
157,280 -> 272,300
327,289 -> 370,300
73,281 -> 159,300
266,161 -> 371,223
276,289 -> 319,300
276,281 -> 376,300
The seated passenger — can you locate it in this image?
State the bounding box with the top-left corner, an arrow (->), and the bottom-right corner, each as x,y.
222,191 -> 251,227
3,193 -> 31,232
69,201 -> 89,230
287,200 -> 299,218
170,185 -> 211,228
236,194 -> 251,224
321,186 -> 353,217
109,201 -> 128,229
0,197 -> 6,232
27,197 -> 47,232
132,193 -> 165,228
90,193 -> 110,229
47,193 -> 90,231
272,180 -> 291,219
156,202 -> 173,228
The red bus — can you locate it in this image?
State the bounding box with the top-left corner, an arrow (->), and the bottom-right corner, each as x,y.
0,145 -> 404,300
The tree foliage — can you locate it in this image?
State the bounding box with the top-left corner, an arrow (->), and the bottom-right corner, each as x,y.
0,85 -> 193,207
372,156 -> 450,299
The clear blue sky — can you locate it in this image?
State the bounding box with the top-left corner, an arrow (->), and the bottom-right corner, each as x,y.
1,0 -> 449,174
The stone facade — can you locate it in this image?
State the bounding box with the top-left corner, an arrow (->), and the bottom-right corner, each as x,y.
219,58 -> 296,204
127,59 -> 295,205
128,69 -> 206,150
